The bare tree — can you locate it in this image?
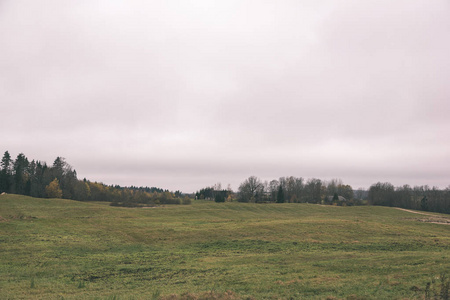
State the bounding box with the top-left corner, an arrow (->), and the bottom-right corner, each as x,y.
268,180 -> 279,202
237,176 -> 264,202
305,178 -> 323,204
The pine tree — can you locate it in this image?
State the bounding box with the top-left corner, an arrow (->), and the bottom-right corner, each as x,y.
0,151 -> 13,193
277,185 -> 285,203
332,192 -> 339,203
13,153 -> 29,194
421,196 -> 429,211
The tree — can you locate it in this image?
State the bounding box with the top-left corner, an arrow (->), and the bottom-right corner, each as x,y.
1,151 -> 12,171
305,178 -> 322,203
28,161 -> 49,198
13,153 -> 29,194
268,180 -> 279,202
368,182 -> 395,206
45,178 -> 63,198
182,196 -> 192,205
326,179 -> 342,197
337,184 -> 354,200
214,190 -> 227,203
0,151 -> 13,193
394,185 -> 412,208
88,182 -> 109,201
354,188 -> 367,200
237,176 -> 264,202
285,176 -> 296,201
292,177 -> 304,202
73,180 -> 91,201
196,187 -> 214,200
51,157 -> 77,199
333,193 -> 339,202
421,196 -> 429,211
52,157 -> 66,180
276,185 -> 285,203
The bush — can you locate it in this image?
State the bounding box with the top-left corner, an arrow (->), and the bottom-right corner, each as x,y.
182,197 -> 192,205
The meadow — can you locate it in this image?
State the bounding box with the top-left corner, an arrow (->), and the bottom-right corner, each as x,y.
1,194 -> 450,299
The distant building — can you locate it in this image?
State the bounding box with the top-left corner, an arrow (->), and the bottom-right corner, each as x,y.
326,195 -> 347,202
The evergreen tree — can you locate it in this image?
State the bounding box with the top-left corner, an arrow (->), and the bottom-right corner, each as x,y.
214,192 -> 225,202
51,157 -> 77,199
0,151 -> 13,193
276,185 -> 285,203
13,153 -> 29,194
333,193 -> 339,202
421,196 -> 429,211
52,157 -> 65,180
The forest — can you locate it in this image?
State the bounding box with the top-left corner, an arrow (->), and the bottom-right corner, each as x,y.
0,151 -> 190,207
1,150 -> 449,214
197,177 -> 450,214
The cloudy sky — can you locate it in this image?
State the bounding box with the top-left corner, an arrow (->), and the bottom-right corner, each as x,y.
1,0 -> 449,192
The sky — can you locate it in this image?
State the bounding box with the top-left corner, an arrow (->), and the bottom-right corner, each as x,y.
1,0 -> 449,193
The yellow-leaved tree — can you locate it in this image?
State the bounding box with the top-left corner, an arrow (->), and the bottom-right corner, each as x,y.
45,178 -> 63,198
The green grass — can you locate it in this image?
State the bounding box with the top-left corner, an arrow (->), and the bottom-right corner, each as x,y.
1,194 -> 450,299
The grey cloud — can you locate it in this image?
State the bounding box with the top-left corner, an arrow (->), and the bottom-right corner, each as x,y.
1,0 -> 449,192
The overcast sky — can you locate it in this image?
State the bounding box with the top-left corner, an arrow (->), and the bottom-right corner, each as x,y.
1,0 -> 449,192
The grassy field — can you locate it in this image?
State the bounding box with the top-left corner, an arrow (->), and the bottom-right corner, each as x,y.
1,194 -> 450,299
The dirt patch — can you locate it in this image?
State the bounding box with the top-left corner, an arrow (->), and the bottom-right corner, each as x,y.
419,219 -> 450,225
395,208 -> 450,225
396,208 -> 435,216
0,215 -> 36,222
275,279 -> 303,286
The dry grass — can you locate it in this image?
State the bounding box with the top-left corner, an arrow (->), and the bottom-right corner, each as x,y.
1,195 -> 450,299
160,290 -> 247,300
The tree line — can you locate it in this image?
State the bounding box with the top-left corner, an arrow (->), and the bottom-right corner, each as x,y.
195,183 -> 233,202
368,182 -> 450,214
3,150 -> 448,213
197,177 -> 360,205
0,151 -> 190,206
198,176 -> 450,214
235,176 -> 358,205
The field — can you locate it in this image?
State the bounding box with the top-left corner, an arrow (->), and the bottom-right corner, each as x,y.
1,194 -> 450,299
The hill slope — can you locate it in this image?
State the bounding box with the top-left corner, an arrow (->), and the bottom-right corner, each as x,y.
1,194 -> 450,299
